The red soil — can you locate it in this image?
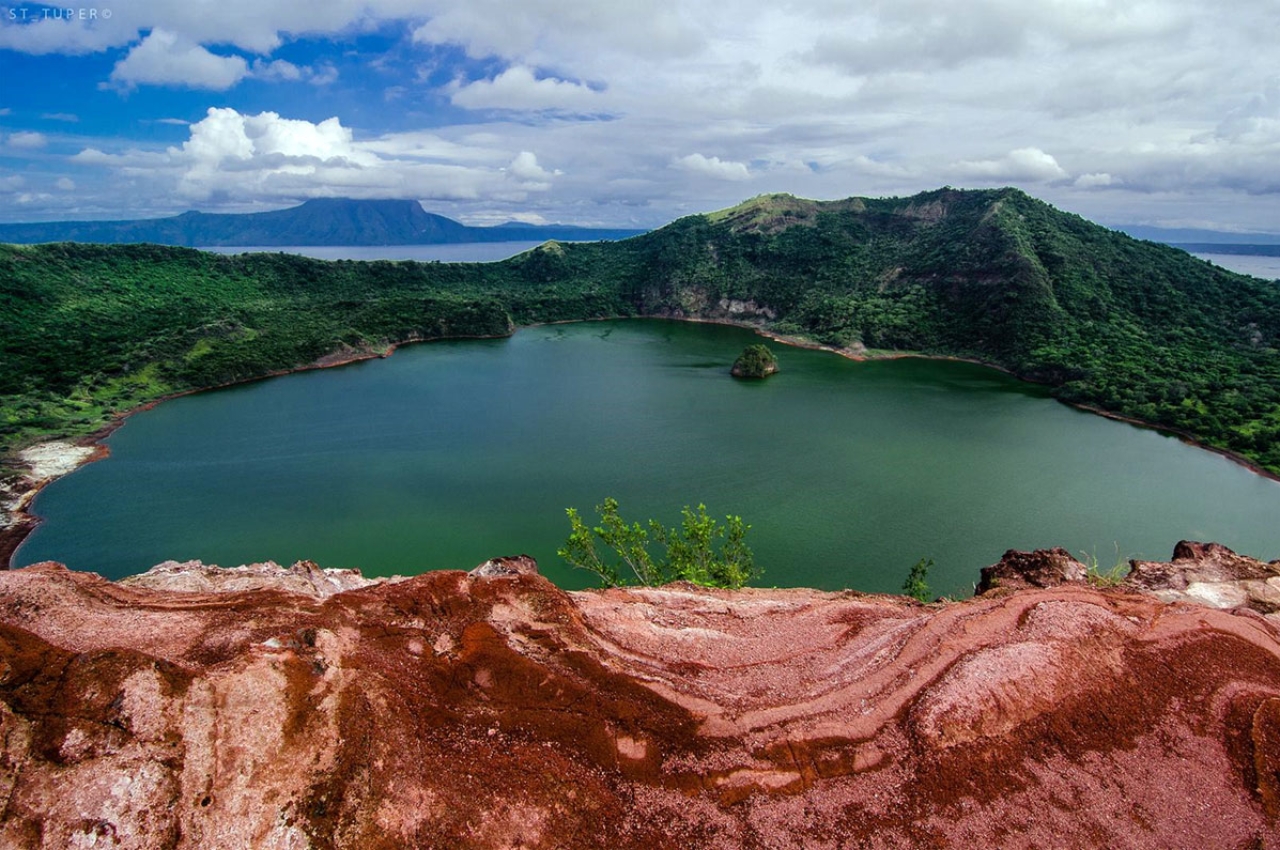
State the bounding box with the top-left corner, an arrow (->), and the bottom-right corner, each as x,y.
0,549 -> 1278,848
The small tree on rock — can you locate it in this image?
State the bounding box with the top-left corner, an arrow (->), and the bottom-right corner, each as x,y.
903,557 -> 933,602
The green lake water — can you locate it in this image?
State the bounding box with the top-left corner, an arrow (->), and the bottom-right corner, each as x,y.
15,319 -> 1280,597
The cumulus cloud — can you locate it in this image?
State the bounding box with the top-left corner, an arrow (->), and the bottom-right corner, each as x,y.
7,131 -> 48,149
505,151 -> 560,188
673,153 -> 751,181
55,177 -> 76,191
173,108 -> 379,198
451,67 -> 603,112
72,108 -> 561,205
953,148 -> 1068,183
108,29 -> 249,91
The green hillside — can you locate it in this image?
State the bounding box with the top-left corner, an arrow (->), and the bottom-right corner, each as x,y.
4,187 -> 1279,473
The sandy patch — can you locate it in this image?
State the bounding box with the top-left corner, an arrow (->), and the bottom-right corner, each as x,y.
18,441 -> 98,484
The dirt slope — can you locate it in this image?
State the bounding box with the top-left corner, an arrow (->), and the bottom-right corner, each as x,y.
1,548 -> 1278,848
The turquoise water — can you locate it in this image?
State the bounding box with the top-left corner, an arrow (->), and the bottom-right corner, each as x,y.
16,320 -> 1280,597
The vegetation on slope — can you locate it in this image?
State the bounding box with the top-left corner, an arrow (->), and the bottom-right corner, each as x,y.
0,243 -> 628,451
3,186 -> 1279,474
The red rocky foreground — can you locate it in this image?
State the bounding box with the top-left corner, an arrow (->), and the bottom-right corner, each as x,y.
2,547 -> 1280,848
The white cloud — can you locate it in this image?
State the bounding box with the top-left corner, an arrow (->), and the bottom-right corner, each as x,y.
505,151 -> 560,189
1074,172 -> 1117,189
0,109 -> 11,117
1,176 -> 24,190
1215,82 -> 1280,146
55,177 -> 76,191
673,153 -> 751,181
0,14 -> 133,55
849,155 -> 918,179
72,108 -> 562,206
805,0 -> 1193,77
174,108 -> 380,190
7,131 -> 48,149
308,64 -> 339,86
108,29 -> 250,91
451,66 -> 603,112
506,211 -> 550,225
412,0 -> 703,63
953,148 -> 1069,182
251,58 -> 303,82
41,112 -> 79,122
249,59 -> 339,86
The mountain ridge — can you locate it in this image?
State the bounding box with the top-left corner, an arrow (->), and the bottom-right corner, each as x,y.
0,197 -> 645,246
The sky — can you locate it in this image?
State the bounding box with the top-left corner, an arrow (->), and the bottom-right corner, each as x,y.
0,0 -> 1278,232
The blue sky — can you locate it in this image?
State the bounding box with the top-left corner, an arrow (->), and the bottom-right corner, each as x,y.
1,0 -> 1278,233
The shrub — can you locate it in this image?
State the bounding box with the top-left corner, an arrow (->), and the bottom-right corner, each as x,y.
558,497 -> 758,589
902,557 -> 933,602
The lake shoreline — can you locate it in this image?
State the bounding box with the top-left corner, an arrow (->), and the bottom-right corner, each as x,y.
0,331 -> 513,570
4,315 -> 1278,571
694,317 -> 1280,485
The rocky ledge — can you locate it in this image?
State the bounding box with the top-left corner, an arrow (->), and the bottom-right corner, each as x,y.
2,545 -> 1280,848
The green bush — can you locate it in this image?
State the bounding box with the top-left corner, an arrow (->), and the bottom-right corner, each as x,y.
557,497 -> 758,589
902,557 -> 933,602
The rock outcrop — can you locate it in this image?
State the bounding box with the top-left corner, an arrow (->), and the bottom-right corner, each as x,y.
1,546 -> 1280,848
978,540 -> 1280,624
975,546 -> 1088,593
120,558 -> 385,598
1125,541 -> 1280,616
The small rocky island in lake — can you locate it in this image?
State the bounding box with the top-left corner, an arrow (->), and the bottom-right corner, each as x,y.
732,343 -> 779,378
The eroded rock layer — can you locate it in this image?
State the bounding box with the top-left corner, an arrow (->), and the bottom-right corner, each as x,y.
1,546 -> 1279,848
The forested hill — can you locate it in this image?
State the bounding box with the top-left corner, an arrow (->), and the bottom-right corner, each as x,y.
0,198 -> 645,247
3,186 -> 1279,474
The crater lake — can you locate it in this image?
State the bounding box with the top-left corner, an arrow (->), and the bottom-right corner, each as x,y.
15,319 -> 1280,597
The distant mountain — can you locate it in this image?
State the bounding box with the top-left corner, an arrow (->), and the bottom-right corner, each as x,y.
1170,244 -> 1280,257
0,198 -> 645,247
1117,224 -> 1280,246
